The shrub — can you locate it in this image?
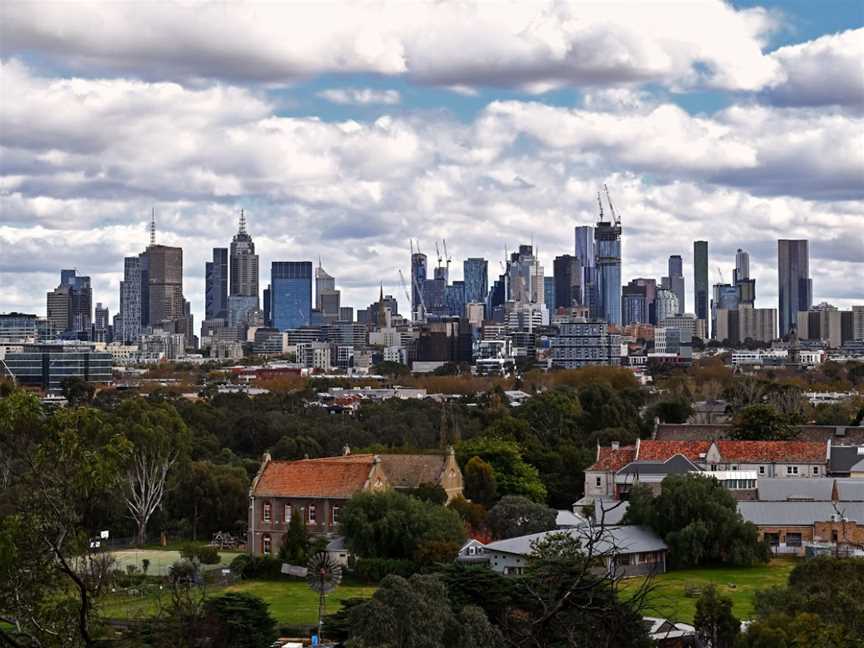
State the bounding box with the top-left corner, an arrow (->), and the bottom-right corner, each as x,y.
353,558 -> 417,583
180,542 -> 221,565
230,554 -> 283,579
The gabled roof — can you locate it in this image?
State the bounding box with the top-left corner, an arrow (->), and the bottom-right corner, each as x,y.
715,440 -> 825,463
588,445 -> 637,471
617,454 -> 701,476
483,525 -> 666,557
378,454 -> 449,489
252,454 -> 377,498
738,501 -> 864,526
830,445 -> 864,473
637,440 -> 712,463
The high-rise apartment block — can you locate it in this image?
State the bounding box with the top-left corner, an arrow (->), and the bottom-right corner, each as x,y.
553,254 -> 582,309
778,239 -> 812,336
463,258 -> 488,307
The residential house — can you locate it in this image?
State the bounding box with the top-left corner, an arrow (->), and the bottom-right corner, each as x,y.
584,439 -> 827,503
829,444 -> 864,478
248,449 -> 463,556
480,525 -> 668,578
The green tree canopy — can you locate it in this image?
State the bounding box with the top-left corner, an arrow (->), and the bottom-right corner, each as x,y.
623,474 -> 769,568
694,585 -> 739,648
732,404 -> 794,441
202,593 -> 278,648
463,456 -> 497,506
456,436 -> 546,503
340,490 -> 466,560
487,495 -> 557,540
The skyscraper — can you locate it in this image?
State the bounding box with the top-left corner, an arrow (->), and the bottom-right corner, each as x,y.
575,225 -> 595,309
411,251 -> 428,320
594,219 -> 622,326
46,269 -> 92,335
119,256 -> 143,342
463,258 -> 488,306
229,210 -> 259,302
694,241 -> 709,324
315,261 -> 341,322
553,254 -> 582,309
662,255 -> 685,315
205,248 -> 228,320
544,276 -> 556,310
507,245 -> 544,305
271,261 -> 312,330
778,239 -> 812,336
622,282 -> 648,325
147,244 -> 184,326
655,288 -> 680,325
733,248 -> 756,306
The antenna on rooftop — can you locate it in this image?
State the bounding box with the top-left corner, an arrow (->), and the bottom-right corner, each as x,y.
149,208 -> 156,246
239,208 -> 247,235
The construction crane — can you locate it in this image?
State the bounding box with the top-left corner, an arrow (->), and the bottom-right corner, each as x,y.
715,266 -> 725,285
434,241 -> 442,270
442,239 -> 452,277
397,269 -> 415,329
597,191 -> 605,220
604,184 -> 620,225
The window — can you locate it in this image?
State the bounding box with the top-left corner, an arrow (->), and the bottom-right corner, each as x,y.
731,465 -> 738,471
765,533 -> 779,546
308,504 -> 317,524
262,534 -> 272,555
468,546 -> 476,556
263,501 -> 271,522
710,464 -> 717,471
595,476 -> 602,488
813,466 -> 819,475
787,466 -> 799,475
284,504 -> 292,523
759,466 -> 766,475
786,533 -> 802,547
331,505 -> 340,525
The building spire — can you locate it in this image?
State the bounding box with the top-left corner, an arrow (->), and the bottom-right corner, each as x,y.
149,208 -> 156,246
238,208 -> 247,235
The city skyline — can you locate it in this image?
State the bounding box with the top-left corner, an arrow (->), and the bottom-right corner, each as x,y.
1,1 -> 862,323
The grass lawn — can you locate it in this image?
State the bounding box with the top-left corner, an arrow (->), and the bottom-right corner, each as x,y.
99,577 -> 376,627
622,558 -> 797,623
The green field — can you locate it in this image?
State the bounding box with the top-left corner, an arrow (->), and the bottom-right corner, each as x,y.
100,576 -> 376,626
622,559 -> 797,623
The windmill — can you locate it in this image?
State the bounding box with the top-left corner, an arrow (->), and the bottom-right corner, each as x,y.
306,550 -> 342,642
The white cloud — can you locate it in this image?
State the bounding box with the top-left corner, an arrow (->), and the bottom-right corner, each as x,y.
2,60 -> 862,324
1,0 -> 781,92
317,88 -> 401,105
764,29 -> 864,110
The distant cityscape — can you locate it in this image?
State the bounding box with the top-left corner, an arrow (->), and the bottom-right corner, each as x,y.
1,189 -> 863,392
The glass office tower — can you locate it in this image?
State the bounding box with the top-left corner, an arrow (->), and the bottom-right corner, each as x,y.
595,221 -> 622,326
271,262 -> 313,331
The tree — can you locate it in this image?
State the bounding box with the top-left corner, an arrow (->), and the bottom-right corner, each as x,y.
407,482 -> 448,505
623,475 -> 769,568
456,436 -> 546,503
577,382 -> 640,433
61,376 -> 96,407
0,391 -> 132,647
346,574 -> 501,648
644,397 -> 694,425
694,585 -> 739,648
487,496 -> 556,540
168,461 -> 248,540
202,593 -> 278,648
732,404 -> 794,441
114,399 -> 191,545
278,509 -> 310,565
447,495 -> 488,534
463,456 -> 497,506
340,490 -> 466,560
514,388 -> 583,447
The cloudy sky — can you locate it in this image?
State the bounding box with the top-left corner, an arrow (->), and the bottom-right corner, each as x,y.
1,0 -> 863,324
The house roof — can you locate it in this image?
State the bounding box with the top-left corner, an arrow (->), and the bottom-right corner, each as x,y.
483,525 -> 666,557
588,445 -> 637,471
593,499 -> 629,525
556,509 -> 585,528
378,453 -> 449,489
830,445 -> 864,473
637,440 -> 712,462
253,455 -> 376,498
617,454 -> 701,476
715,440 -> 825,463
757,478 -> 864,502
738,501 -> 864,526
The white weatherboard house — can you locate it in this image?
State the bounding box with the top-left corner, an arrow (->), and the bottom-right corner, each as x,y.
480,525 -> 667,578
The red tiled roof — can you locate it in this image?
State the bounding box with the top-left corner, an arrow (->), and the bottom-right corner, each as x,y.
715,440 -> 826,463
588,446 -> 637,471
637,440 -> 712,462
253,455 -> 375,498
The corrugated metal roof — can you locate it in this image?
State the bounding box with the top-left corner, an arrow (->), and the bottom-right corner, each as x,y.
757,478 -> 864,502
738,501 -> 864,525
483,525 -> 666,557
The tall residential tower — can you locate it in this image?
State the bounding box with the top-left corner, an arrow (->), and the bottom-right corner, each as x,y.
778,239 -> 812,336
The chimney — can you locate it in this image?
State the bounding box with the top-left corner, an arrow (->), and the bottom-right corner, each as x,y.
343,445 -> 351,456
611,441 -> 620,451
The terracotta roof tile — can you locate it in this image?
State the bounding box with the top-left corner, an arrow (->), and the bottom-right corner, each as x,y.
253,455 -> 375,498
637,440 -> 712,462
716,440 -> 826,463
588,446 -> 637,471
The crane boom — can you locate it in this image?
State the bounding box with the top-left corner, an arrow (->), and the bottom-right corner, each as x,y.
603,184 -> 619,224
597,191 -> 605,220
